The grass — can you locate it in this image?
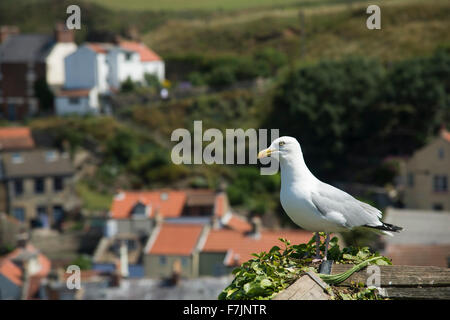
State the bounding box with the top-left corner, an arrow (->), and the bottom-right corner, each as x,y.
76,181 -> 113,212
142,0 -> 450,62
86,0 -> 367,12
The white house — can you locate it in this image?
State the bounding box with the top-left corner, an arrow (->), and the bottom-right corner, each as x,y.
54,41 -> 164,115
45,24 -> 77,86
117,41 -> 165,84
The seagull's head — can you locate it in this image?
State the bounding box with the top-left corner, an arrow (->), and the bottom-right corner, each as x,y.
257,136 -> 302,161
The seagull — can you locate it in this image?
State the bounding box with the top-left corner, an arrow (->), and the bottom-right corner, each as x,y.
258,136 -> 402,261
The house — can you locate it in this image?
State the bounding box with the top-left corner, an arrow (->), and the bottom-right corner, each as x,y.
90,189 -> 229,278
143,214 -> 313,279
198,219 -> 313,277
0,24 -> 76,120
0,242 -> 51,299
383,207 -> 450,267
0,127 -> 36,213
398,127 -> 450,210
144,223 -> 207,279
0,149 -> 77,229
105,189 -> 230,237
55,41 -> 164,116
92,233 -> 145,278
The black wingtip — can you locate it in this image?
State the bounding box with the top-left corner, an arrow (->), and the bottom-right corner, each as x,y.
365,222 -> 403,232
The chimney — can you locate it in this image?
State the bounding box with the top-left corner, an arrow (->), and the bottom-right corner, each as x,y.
170,259 -> 181,286
21,259 -> 31,300
54,22 -> 74,43
250,216 -> 262,239
210,215 -> 220,229
154,206 -> 164,226
0,25 -> 19,43
119,240 -> 129,278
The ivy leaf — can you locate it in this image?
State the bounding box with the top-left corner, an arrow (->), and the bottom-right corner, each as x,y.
260,278 -> 272,289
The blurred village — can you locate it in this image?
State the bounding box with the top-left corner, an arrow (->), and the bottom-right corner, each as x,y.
0,0 -> 449,300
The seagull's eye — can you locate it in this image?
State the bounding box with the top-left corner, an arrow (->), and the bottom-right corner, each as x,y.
279,141 -> 285,147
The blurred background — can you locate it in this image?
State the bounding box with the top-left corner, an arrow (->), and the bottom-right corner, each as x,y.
0,0 -> 449,299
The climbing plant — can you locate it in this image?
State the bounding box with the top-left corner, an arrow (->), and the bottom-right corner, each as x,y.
218,233 -> 391,300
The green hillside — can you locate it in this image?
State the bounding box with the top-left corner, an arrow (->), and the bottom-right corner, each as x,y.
143,0 -> 450,62
86,0 -> 369,12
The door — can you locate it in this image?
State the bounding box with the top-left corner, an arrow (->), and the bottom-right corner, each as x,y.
7,103 -> 16,121
37,206 -> 49,228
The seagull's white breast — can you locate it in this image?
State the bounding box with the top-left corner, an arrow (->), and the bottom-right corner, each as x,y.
280,181 -> 346,232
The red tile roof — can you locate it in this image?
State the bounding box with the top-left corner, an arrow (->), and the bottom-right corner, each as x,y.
223,214 -> 252,233
202,229 -> 313,265
0,244 -> 51,299
214,192 -> 228,217
87,43 -> 108,54
148,223 -> 204,256
110,190 -> 187,219
110,189 -> 227,219
385,244 -> 450,268
0,127 -> 34,150
57,88 -> 92,97
0,258 -> 23,286
119,41 -> 162,62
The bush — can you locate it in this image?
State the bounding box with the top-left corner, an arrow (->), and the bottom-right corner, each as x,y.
187,72 -> 206,86
207,65 -> 236,88
120,77 -> 138,93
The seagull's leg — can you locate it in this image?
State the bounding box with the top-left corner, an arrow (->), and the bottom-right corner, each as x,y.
323,233 -> 330,261
312,232 -> 322,262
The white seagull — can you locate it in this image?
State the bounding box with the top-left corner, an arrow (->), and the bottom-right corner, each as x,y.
258,136 -> 402,260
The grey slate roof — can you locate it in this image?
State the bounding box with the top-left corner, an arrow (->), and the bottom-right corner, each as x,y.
1,150 -> 74,178
0,34 -> 54,63
83,276 -> 232,300
384,208 -> 450,245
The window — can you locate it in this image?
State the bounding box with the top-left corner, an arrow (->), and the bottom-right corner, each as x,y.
68,97 -> 80,105
14,179 -> 23,196
407,173 -> 414,187
433,203 -> 444,211
54,177 -> 63,192
433,175 -> 448,192
45,151 -> 57,162
131,202 -> 146,217
160,193 -> 169,201
37,206 -> 49,228
181,257 -> 188,267
438,148 -> 445,159
159,256 -> 167,265
53,206 -> 64,226
11,153 -> 23,164
125,52 -> 132,61
35,178 -> 45,194
12,207 -> 25,222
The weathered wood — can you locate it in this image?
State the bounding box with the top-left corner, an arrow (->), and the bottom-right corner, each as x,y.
273,272 -> 331,300
381,287 -> 450,300
331,265 -> 450,287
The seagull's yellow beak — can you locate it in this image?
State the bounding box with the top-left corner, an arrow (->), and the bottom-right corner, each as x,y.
257,148 -> 273,159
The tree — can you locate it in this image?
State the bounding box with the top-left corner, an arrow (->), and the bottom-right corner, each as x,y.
267,57 -> 385,180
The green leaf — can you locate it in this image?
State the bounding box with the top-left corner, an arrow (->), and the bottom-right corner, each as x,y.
260,278 -> 272,288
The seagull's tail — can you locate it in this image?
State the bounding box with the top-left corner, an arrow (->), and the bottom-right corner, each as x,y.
364,222 -> 403,236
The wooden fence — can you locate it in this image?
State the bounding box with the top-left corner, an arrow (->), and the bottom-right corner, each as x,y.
273,264 -> 450,300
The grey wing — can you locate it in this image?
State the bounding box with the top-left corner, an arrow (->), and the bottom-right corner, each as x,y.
311,182 -> 383,228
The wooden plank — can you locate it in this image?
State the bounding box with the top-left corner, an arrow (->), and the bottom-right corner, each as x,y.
331,265 -> 450,287
273,273 -> 331,300
381,287 -> 450,300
